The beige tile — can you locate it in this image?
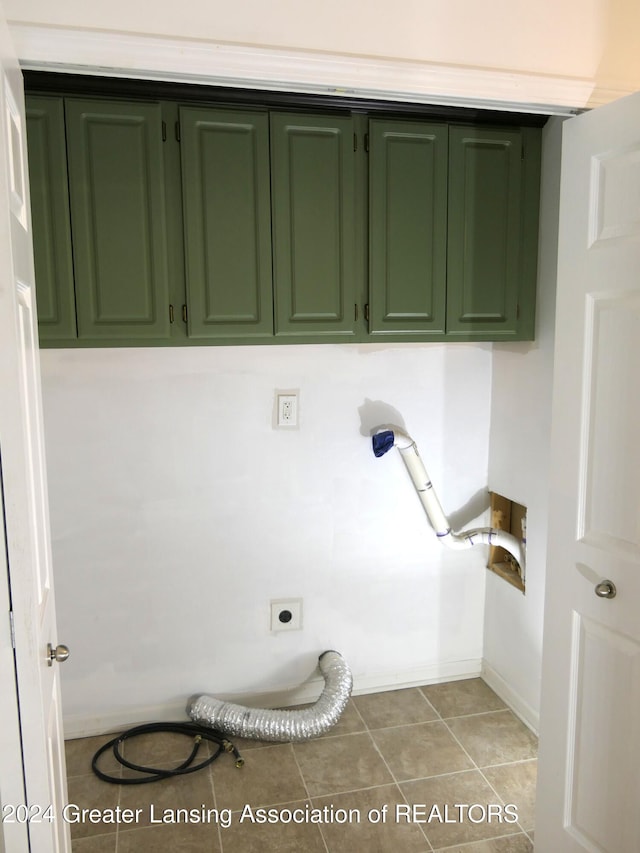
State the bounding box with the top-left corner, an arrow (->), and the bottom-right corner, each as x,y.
211,743 -> 307,811
312,784 -> 430,852
482,760 -> 537,831
120,728 -> 213,768
421,679 -> 507,719
221,800 -> 327,852
438,833 -> 534,852
65,735 -> 122,779
321,699 -> 368,737
117,823 -> 221,852
446,711 -> 537,767
70,833 -> 117,852
118,766 -> 215,829
65,774 -> 120,840
400,770 -> 519,849
353,688 -> 438,730
293,732 -> 393,797
372,722 -> 473,781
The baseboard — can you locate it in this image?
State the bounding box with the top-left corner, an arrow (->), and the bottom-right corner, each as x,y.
62,658 -> 482,739
481,660 -> 539,735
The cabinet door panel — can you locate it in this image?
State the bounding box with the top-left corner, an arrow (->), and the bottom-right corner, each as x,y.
271,113 -> 357,338
180,107 -> 272,338
369,120 -> 448,336
25,96 -> 76,342
65,99 -> 170,340
447,126 -> 523,337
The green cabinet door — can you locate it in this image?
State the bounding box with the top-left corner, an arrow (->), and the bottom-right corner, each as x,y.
270,113 -> 358,339
65,99 -> 171,341
179,107 -> 273,339
26,96 -> 76,343
368,119 -> 448,337
447,126 -> 538,339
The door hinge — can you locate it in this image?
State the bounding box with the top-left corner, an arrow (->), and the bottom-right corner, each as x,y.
9,610 -> 15,649
162,121 -> 167,142
175,122 -> 181,143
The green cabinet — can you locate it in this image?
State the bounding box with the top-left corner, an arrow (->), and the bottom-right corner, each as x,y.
26,96 -> 172,343
25,96 -> 76,342
446,126 -> 539,339
270,113 -> 359,339
368,119 -> 448,338
180,107 -> 273,339
369,120 -> 540,341
65,99 -> 171,341
26,90 -> 541,347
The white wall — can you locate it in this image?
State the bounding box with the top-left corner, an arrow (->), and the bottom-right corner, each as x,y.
9,0 -> 585,736
4,0 -> 602,78
7,0 -> 640,109
483,118 -> 564,730
41,343 -> 493,735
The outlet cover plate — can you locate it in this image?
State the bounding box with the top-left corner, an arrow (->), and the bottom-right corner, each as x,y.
274,390 -> 299,428
270,598 -> 303,632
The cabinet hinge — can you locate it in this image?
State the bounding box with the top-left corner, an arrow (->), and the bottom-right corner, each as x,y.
182,304 -> 188,324
364,303 -> 370,322
161,121 -> 167,142
169,304 -> 175,324
9,610 -> 15,649
175,122 -> 181,143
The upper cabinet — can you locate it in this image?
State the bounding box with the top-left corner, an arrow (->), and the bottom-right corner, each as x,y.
65,99 -> 172,342
368,119 -> 448,338
270,112 -> 359,340
25,96 -> 76,343
446,126 -> 540,340
180,106 -> 273,339
25,89 -> 542,348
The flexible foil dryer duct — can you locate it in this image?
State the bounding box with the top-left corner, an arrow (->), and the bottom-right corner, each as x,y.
187,651 -> 352,742
372,429 -> 525,573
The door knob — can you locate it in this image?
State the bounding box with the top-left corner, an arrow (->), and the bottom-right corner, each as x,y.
47,643 -> 70,666
594,580 -> 616,599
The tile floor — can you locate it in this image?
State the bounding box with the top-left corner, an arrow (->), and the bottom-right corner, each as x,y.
65,678 -> 537,852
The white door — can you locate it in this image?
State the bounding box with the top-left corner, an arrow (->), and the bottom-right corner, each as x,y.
536,92 -> 640,851
0,1 -> 70,850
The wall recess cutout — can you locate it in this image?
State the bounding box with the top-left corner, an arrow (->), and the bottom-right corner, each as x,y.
488,492 -> 527,593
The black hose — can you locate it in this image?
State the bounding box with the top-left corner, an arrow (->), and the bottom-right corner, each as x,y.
91,721 -> 244,785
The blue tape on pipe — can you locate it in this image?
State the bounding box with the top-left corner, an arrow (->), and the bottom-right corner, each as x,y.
372,430 -> 395,457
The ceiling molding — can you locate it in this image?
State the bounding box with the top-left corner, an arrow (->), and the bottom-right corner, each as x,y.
8,23 -> 598,116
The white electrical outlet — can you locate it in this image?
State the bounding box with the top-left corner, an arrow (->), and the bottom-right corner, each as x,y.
276,392 -> 298,427
270,598 -> 303,632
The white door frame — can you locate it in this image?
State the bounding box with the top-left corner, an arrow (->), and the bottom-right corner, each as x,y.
0,3 -> 70,849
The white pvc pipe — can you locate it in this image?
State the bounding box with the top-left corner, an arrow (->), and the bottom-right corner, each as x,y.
379,429 -> 525,573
